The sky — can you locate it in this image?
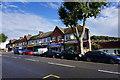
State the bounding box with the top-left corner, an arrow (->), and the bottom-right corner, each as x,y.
0,1 -> 119,40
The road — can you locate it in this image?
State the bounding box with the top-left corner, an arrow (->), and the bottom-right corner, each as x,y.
1,52 -> 120,80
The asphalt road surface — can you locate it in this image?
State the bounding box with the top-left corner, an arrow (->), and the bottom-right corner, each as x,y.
1,52 -> 120,79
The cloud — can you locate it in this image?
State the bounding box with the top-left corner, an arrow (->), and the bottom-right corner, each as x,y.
2,2 -> 18,9
52,19 -> 61,22
40,2 -> 61,9
8,5 -> 18,8
87,6 -> 118,37
2,12 -> 56,40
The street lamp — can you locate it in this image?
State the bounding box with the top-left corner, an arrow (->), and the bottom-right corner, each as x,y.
49,40 -> 52,50
62,39 -> 65,50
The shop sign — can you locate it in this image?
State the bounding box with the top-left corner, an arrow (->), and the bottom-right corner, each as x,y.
22,45 -> 27,47
27,45 -> 34,47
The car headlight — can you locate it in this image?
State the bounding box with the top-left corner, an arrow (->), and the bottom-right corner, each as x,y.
116,58 -> 120,60
79,54 -> 82,57
57,54 -> 59,55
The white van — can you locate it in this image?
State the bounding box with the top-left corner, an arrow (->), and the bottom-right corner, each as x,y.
34,48 -> 48,56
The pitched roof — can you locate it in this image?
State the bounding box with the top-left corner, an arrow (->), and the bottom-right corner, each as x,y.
40,31 -> 53,38
29,31 -> 53,40
14,39 -> 22,43
99,41 -> 120,49
29,34 -> 40,40
55,25 -> 88,34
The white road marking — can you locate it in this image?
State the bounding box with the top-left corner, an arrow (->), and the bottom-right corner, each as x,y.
18,57 -> 21,59
48,62 -> 76,68
11,57 -> 18,59
3,55 -> 9,57
98,69 -> 120,75
25,59 -> 39,62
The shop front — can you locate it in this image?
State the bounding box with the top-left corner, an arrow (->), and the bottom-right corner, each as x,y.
50,43 -> 63,51
64,40 -> 90,53
27,45 -> 34,51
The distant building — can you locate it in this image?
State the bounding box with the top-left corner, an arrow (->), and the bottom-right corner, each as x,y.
0,40 -> 9,49
99,41 -> 120,55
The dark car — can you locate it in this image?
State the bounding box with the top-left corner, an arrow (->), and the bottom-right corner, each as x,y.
42,50 -> 61,58
84,51 -> 120,64
60,50 -> 83,61
13,48 -> 24,55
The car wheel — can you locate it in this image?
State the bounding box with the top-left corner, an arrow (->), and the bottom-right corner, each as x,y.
74,57 -> 78,61
53,55 -> 55,58
61,56 -> 64,59
109,59 -> 117,64
86,57 -> 91,62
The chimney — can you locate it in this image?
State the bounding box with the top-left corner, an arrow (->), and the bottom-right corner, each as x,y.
13,39 -> 16,40
39,31 -> 44,35
28,34 -> 32,36
19,37 -> 23,39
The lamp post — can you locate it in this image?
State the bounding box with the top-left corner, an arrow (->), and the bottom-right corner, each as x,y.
62,39 -> 65,51
49,40 -> 52,50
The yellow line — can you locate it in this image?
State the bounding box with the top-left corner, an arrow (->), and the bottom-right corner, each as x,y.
0,55 -> 2,56
42,74 -> 60,79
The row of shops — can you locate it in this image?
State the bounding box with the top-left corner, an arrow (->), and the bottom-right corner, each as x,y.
8,40 -> 89,53
7,26 -> 91,53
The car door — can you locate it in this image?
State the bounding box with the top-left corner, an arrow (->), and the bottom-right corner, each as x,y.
62,50 -> 68,58
93,51 -> 106,62
68,51 -> 75,59
97,52 -> 107,62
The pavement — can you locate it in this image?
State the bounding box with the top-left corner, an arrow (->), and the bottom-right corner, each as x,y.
1,52 -> 120,79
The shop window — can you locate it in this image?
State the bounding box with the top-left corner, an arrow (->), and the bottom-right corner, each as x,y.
114,50 -> 116,54
117,50 -> 120,54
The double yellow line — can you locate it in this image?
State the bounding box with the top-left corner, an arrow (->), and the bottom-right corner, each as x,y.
0,54 -> 2,56
42,74 -> 60,79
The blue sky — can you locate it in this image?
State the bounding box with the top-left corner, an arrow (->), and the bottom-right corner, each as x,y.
1,2 -> 119,40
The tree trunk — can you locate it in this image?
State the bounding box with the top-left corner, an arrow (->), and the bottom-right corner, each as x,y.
78,16 -> 87,54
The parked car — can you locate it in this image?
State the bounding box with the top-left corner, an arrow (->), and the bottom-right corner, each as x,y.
23,49 -> 34,55
13,48 -> 24,55
42,50 -> 61,58
84,51 -> 120,64
60,50 -> 83,61
34,48 -> 48,56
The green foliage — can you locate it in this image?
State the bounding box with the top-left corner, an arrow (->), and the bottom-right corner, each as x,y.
91,43 -> 99,50
58,1 -> 109,54
58,2 -> 109,27
0,33 -> 8,43
91,35 -> 119,40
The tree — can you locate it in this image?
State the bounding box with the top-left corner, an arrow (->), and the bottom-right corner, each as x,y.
58,1 -> 109,54
91,43 -> 99,50
0,33 -> 8,43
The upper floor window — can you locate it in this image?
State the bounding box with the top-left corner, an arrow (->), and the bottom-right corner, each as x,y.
65,34 -> 75,41
58,36 -> 62,41
41,38 -> 47,43
52,37 -> 56,41
47,37 -> 50,42
79,32 -> 88,40
65,34 -> 70,41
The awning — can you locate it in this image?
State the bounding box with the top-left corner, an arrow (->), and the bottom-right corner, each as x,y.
27,45 -> 34,47
50,43 -> 62,47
